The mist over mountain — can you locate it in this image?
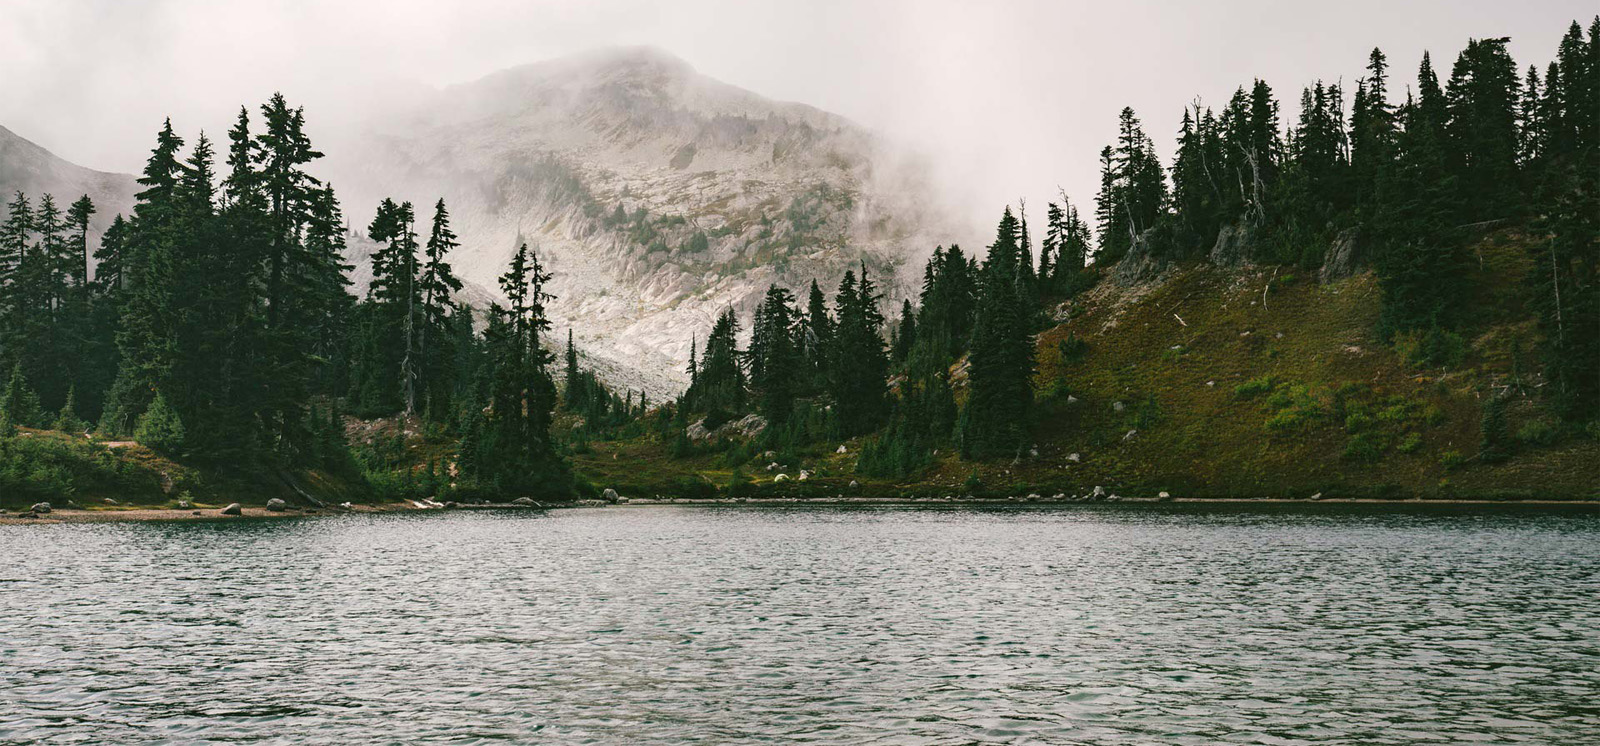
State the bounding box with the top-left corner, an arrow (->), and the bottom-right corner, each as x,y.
321,46 -> 962,395
0,124 -> 135,241
0,47 -> 962,398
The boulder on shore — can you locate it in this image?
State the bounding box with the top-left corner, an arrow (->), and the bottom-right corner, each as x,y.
512,497 -> 536,506
265,498 -> 289,512
220,503 -> 243,516
602,488 -> 620,503
29,502 -> 51,514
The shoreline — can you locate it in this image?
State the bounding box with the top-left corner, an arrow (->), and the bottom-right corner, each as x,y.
4,496 -> 1595,525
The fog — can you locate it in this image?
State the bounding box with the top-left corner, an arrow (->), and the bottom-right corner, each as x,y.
2,0 -> 1589,237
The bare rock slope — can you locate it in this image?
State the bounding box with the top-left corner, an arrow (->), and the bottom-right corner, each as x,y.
328,47 -> 959,396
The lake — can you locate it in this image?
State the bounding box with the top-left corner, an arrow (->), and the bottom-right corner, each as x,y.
1,503 -> 1597,744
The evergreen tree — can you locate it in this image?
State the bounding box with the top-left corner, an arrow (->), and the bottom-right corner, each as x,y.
748,284 -> 801,425
467,242 -> 569,495
800,279 -> 833,394
1445,37 -> 1523,218
1351,48 -> 1398,213
101,119 -> 185,435
1374,60 -> 1470,351
1094,108 -> 1167,263
891,299 -> 916,366
961,208 -> 1035,458
419,199 -> 463,417
830,265 -> 889,436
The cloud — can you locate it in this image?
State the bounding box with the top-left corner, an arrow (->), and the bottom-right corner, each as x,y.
0,0 -> 1587,242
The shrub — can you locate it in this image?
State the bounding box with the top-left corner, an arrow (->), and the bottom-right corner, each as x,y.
1516,419 -> 1561,447
1343,431 -> 1388,462
1440,450 -> 1467,470
134,392 -> 186,456
1234,376 -> 1276,399
1397,432 -> 1424,454
0,435 -> 151,504
962,470 -> 984,496
1056,334 -> 1089,364
1393,327 -> 1467,369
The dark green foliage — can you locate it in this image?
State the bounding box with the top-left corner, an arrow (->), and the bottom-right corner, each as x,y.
134,391 -> 185,456
749,284 -> 802,426
457,242 -> 571,497
1094,109 -> 1168,264
0,363 -> 40,434
830,265 -> 890,437
1477,393 -> 1510,463
961,208 -> 1036,459
683,307 -> 745,420
54,387 -> 86,433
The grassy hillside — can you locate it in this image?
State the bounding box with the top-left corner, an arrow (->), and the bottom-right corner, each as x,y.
575,229 -> 1598,501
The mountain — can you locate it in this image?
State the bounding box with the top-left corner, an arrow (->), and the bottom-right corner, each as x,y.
1,48 -> 963,398
325,46 -> 962,397
0,124 -> 136,238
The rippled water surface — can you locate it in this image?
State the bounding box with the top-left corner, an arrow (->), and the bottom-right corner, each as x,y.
2,504 -> 1598,744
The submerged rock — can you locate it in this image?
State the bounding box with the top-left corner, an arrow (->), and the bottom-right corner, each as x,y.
220,503 -> 243,516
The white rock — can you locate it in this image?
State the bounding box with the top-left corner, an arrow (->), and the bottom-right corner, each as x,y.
1123,429 -> 1138,441
1067,453 -> 1081,463
774,473 -> 790,483
836,444 -> 847,454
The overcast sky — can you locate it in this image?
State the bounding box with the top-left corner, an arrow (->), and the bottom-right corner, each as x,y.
2,0 -> 1590,234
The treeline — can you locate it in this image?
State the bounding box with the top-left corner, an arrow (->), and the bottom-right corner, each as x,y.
669,17 -> 1598,478
0,95 -> 589,498
674,202 -> 1073,474
1092,19 -> 1598,420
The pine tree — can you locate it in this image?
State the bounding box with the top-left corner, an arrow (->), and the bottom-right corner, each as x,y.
1445,37 -> 1523,218
134,390 -> 185,456
1094,108 -> 1167,263
101,119 -> 185,435
0,363 -> 39,434
748,284 -> 801,425
829,265 -> 889,437
1351,48 -> 1398,214
1374,58 -> 1470,353
467,242 -> 569,495
891,299 -> 916,366
419,199 -> 463,417
960,208 -> 1035,458
0,192 -> 32,370
801,279 -> 833,395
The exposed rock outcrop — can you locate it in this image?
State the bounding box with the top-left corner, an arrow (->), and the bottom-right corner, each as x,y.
1210,216 -> 1259,269
1111,228 -> 1169,287
1320,228 -> 1364,283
